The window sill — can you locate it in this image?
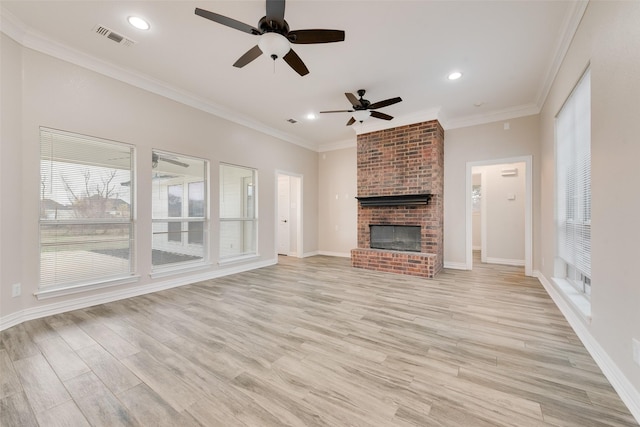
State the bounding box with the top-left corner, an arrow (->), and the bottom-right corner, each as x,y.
149,262 -> 213,279
218,253 -> 260,265
551,277 -> 592,322
35,275 -> 141,300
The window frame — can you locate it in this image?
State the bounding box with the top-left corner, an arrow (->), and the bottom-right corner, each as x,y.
554,66 -> 592,305
150,150 -> 210,274
37,127 -> 138,299
219,163 -> 259,261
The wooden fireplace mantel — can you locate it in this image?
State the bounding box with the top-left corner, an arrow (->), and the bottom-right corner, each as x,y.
355,194 -> 433,206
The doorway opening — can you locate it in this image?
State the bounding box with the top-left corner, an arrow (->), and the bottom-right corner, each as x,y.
276,172 -> 303,258
466,156 -> 532,276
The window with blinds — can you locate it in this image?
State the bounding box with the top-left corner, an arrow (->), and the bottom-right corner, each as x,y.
555,68 -> 591,294
39,128 -> 135,291
151,150 -> 208,269
220,164 -> 257,259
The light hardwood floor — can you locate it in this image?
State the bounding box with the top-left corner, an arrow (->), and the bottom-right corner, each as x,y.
1,255 -> 637,426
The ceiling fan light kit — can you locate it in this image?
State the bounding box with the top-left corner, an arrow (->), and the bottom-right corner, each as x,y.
258,32 -> 290,60
195,0 -> 345,76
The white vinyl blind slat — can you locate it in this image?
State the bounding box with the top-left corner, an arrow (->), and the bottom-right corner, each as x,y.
556,68 -> 591,279
39,128 -> 135,289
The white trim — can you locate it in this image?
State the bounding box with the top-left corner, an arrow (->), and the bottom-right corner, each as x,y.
466,156 -> 533,276
302,251 -> 320,258
0,8 -> 316,152
444,261 -> 469,270
485,257 -> 525,267
1,258 -> 275,332
149,262 -> 213,279
218,254 -> 261,266
275,170 -> 304,259
353,108 -> 441,135
317,138 -> 357,153
534,1 -> 589,111
35,275 -> 141,300
446,104 -> 539,131
535,271 -> 640,424
317,251 -> 351,258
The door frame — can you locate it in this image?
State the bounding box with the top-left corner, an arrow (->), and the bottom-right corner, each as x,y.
465,155 -> 532,276
275,170 -> 303,258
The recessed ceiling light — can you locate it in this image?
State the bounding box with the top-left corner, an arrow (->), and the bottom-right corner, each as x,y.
448,71 -> 463,80
128,16 -> 150,30
306,113 -> 316,120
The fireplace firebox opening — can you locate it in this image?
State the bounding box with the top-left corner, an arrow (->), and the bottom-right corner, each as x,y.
370,225 -> 421,252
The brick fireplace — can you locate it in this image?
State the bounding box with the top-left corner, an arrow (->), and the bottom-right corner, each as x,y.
351,120 -> 444,278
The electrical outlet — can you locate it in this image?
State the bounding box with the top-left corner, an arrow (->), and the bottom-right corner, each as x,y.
12,283 -> 21,297
633,338 -> 640,367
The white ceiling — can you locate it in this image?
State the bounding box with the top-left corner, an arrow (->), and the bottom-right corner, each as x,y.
1,1 -> 584,151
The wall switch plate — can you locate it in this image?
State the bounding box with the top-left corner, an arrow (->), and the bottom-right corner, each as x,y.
633,338 -> 640,366
12,283 -> 21,297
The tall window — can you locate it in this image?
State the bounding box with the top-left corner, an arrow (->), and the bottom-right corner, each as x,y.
555,68 -> 591,295
39,128 -> 135,291
220,164 -> 257,259
151,150 -> 208,269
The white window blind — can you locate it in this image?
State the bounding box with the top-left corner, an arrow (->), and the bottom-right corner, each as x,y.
39,128 -> 135,289
151,150 -> 208,268
220,164 -> 257,259
556,68 -> 591,279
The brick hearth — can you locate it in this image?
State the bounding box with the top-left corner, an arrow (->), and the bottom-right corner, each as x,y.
351,120 -> 444,278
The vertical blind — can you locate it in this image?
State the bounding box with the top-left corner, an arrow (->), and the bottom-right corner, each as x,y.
39,128 -> 135,289
556,68 -> 591,278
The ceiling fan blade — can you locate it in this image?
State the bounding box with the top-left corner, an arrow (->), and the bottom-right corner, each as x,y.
288,29 -> 345,44
346,117 -> 356,126
283,49 -> 309,76
233,45 -> 263,68
319,109 -> 354,113
369,97 -> 403,110
370,111 -> 394,121
195,8 -> 260,35
266,0 -> 286,25
159,157 -> 190,168
345,93 -> 362,108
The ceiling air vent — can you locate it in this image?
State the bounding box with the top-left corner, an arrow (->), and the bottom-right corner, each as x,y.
93,25 -> 136,47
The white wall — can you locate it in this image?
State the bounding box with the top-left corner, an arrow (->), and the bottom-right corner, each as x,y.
471,173 -> 481,250
0,36 -> 319,324
538,0 -> 640,410
317,147 -> 357,257
444,115 -> 540,268
474,162 -> 526,265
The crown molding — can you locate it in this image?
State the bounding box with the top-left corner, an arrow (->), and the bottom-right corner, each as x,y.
317,137 -> 357,153
0,8 -> 318,152
353,107 -> 441,136
535,0 -> 589,110
444,103 -> 539,130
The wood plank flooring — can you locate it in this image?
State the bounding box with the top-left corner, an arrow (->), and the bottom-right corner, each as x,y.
1,255 -> 637,426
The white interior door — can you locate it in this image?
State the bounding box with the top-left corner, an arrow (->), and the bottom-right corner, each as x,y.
277,175 -> 290,255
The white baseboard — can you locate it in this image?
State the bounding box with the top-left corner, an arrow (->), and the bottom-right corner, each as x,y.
302,251 -> 320,258
534,270 -> 640,424
443,261 -> 468,270
0,258 -> 276,332
485,257 -> 525,267
317,251 -> 351,258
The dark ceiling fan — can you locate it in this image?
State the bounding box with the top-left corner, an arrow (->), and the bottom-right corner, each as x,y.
195,0 -> 345,76
152,152 -> 189,168
320,90 -> 403,126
